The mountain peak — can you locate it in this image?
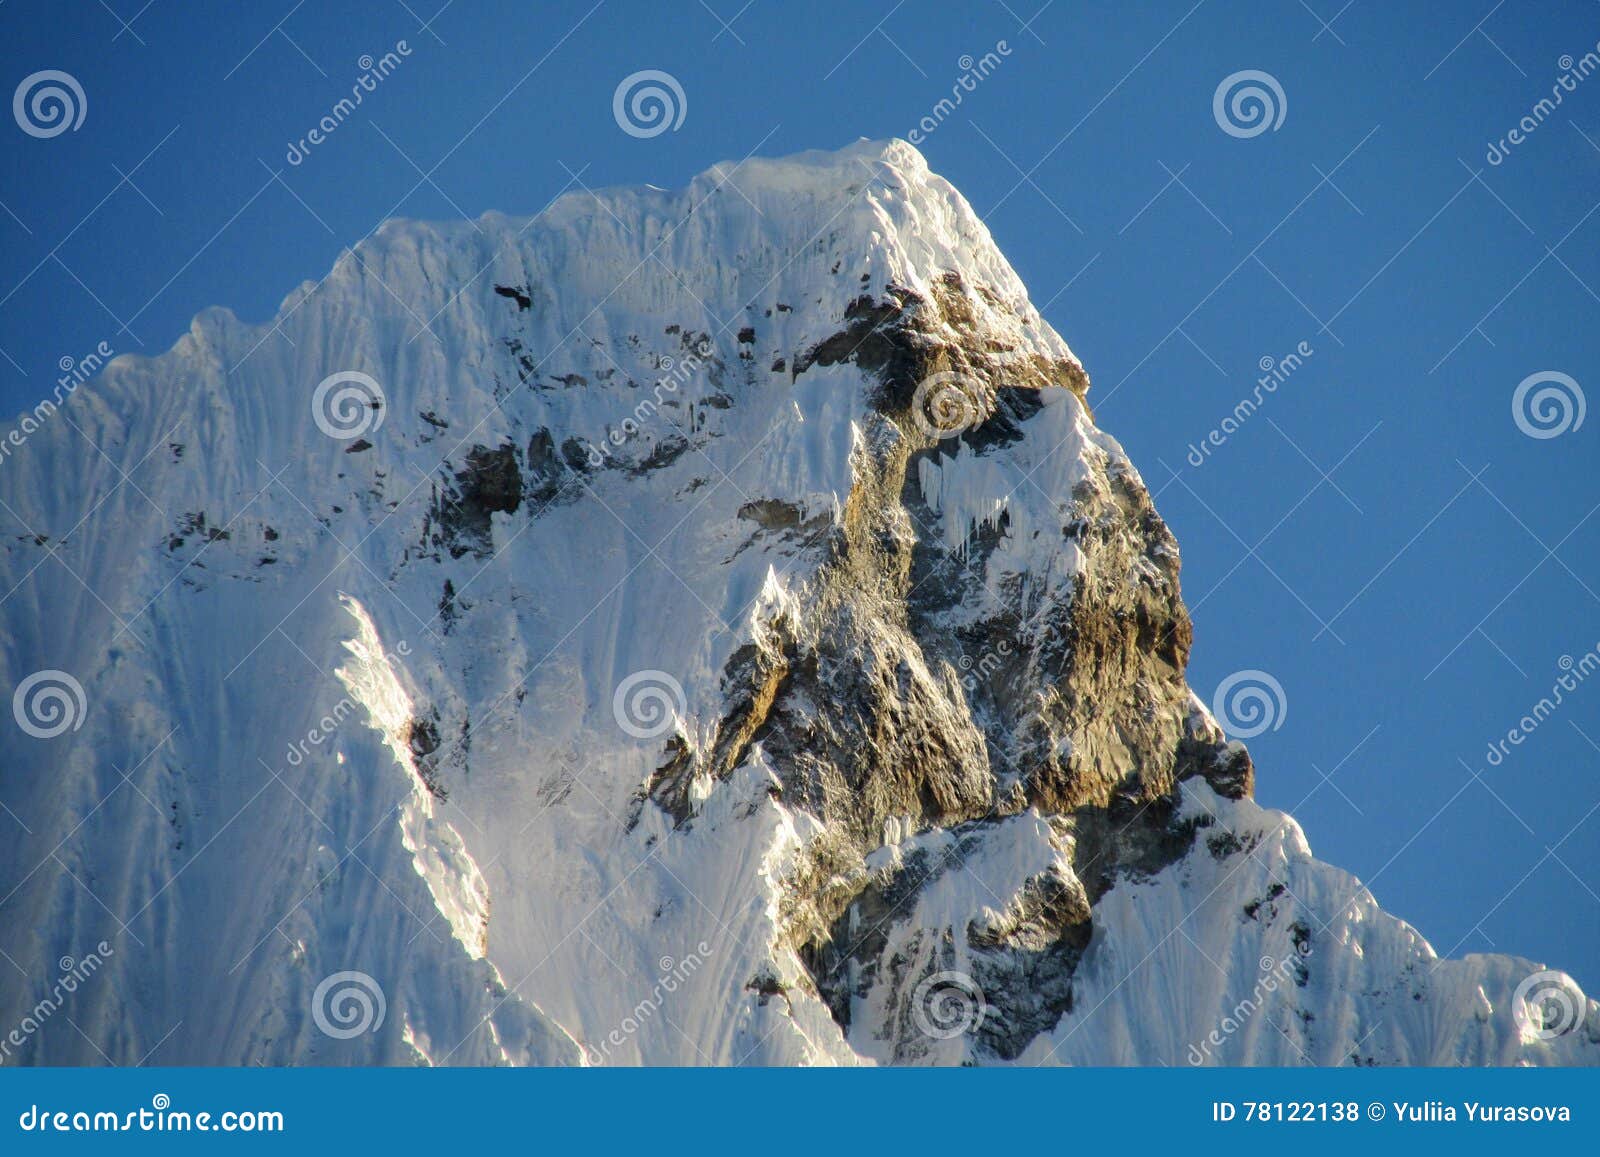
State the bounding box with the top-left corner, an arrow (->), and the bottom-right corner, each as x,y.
1,141 -> 1594,1067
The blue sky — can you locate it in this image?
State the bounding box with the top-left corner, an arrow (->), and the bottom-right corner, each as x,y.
2,0 -> 1597,991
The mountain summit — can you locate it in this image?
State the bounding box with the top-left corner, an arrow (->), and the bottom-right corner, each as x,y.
1,139 -> 1593,1065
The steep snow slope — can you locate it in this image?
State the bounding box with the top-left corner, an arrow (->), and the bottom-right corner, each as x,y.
0,139 -> 1593,1065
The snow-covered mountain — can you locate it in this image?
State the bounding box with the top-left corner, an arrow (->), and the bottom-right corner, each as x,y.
0,139 -> 1593,1066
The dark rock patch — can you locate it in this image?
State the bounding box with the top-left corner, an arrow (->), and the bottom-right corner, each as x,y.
493,283 -> 532,310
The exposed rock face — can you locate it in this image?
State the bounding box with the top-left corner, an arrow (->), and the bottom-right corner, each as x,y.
608,264 -> 1251,1058
426,442 -> 525,559
0,140 -> 1591,1066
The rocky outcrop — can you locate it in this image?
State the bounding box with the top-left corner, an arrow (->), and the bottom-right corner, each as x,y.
609,264 -> 1250,1059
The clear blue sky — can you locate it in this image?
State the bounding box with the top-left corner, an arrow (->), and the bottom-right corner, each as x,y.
2,1 -> 1597,991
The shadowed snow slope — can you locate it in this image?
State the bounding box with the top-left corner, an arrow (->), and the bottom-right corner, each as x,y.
0,139 -> 1594,1066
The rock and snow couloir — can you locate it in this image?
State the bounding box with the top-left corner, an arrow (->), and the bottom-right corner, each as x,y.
0,139 -> 1593,1066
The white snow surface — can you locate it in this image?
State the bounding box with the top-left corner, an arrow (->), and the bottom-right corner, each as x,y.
0,139 -> 1592,1065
